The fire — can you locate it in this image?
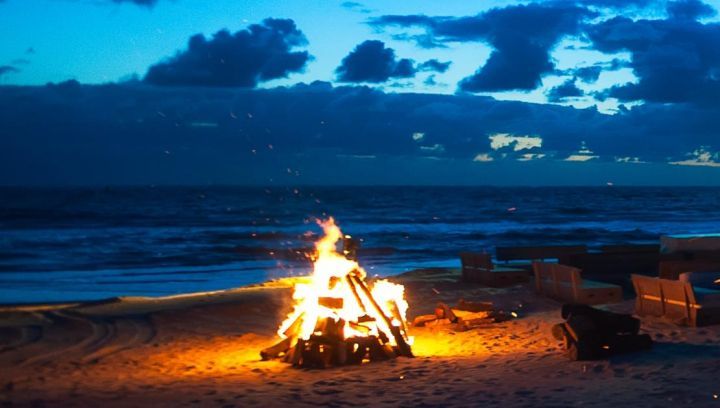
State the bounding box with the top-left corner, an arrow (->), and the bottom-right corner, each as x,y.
264,217 -> 413,367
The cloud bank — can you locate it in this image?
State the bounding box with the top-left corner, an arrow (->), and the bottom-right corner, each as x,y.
1,81 -> 719,185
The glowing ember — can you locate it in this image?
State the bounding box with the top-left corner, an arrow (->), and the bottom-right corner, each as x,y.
262,217 -> 413,367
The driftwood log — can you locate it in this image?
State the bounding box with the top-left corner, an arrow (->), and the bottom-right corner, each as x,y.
412,301 -> 517,331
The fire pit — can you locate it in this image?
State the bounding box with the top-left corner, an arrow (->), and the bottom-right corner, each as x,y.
261,218 -> 413,368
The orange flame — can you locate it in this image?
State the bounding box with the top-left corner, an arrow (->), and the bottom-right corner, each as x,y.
277,217 -> 411,346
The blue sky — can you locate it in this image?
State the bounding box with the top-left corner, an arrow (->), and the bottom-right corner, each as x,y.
2,0 -> 697,112
1,0 -> 720,185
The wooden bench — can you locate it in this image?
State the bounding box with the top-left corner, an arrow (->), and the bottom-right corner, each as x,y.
631,274 -> 720,326
532,261 -> 622,305
460,252 -> 528,287
496,245 -> 587,262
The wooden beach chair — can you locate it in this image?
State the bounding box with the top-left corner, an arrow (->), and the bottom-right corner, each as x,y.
460,252 -> 528,287
631,274 -> 720,326
532,262 -> 622,305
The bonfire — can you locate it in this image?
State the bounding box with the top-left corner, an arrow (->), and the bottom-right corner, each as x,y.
261,218 -> 413,368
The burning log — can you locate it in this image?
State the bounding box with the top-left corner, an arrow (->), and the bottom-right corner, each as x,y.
346,273 -> 368,313
261,311 -> 305,360
388,299 -> 409,335
318,297 -> 344,309
350,274 -> 413,358
283,312 -> 305,338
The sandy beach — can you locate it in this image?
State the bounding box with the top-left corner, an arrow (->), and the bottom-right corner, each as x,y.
1,267 -> 719,407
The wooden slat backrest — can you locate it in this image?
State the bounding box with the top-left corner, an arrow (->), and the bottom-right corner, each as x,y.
551,264 -> 581,284
659,279 -> 691,323
532,262 -> 581,301
631,274 -> 664,316
552,263 -> 581,301
532,261 -> 553,294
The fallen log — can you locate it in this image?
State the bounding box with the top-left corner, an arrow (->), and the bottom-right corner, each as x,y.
453,317 -> 496,332
260,337 -> 293,361
425,318 -> 453,327
435,302 -> 458,323
412,314 -> 438,327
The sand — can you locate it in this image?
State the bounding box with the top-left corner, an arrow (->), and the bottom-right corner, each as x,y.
1,268 -> 720,407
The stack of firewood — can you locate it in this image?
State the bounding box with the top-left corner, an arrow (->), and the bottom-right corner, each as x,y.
412,300 -> 516,332
260,270 -> 413,368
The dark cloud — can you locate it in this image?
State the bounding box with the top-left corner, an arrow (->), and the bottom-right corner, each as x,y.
145,19 -> 310,87
335,40 -> 416,83
0,65 -> 19,77
418,59 -> 451,73
1,82 -> 719,185
372,4 -> 592,92
586,3 -> 720,105
546,79 -> 584,102
667,0 -> 716,19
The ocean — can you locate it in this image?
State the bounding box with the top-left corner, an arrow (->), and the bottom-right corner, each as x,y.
1,186 -> 720,304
